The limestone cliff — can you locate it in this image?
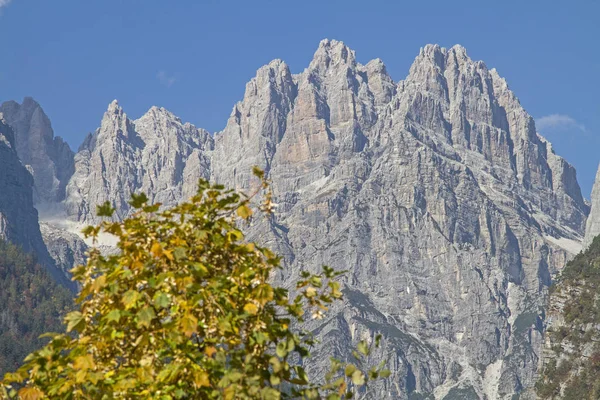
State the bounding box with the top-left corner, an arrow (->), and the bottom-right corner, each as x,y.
37,40 -> 590,398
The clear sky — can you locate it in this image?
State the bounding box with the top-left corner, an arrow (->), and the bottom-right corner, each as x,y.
0,0 -> 598,195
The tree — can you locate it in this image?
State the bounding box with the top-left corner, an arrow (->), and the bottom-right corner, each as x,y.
2,169 -> 388,399
0,240 -> 72,377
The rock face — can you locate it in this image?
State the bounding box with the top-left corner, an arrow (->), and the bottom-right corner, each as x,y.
0,98 -> 74,203
64,101 -> 213,224
39,222 -> 88,277
39,40 -> 588,399
583,164 -> 600,248
210,41 -> 588,399
0,117 -> 70,288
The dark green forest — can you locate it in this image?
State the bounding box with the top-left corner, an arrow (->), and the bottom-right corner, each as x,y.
0,240 -> 72,375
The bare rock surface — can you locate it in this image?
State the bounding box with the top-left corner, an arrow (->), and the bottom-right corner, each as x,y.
0,98 -> 74,203
17,40 -> 590,399
64,101 -> 213,224
583,164 -> 600,248
39,222 -> 88,277
0,117 -> 71,288
208,41 -> 588,399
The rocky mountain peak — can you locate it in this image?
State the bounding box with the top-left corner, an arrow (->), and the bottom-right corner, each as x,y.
0,97 -> 74,203
309,38 -> 357,73
103,99 -> 127,123
210,41 -> 589,398
11,40 -> 590,398
135,106 -> 185,137
0,118 -> 70,288
106,99 -> 122,114
94,100 -> 139,147
0,114 -> 16,148
416,43 -> 446,67
64,101 -> 213,224
240,59 -> 295,111
142,105 -> 179,120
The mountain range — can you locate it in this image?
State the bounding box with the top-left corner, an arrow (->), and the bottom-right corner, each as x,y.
0,39 -> 597,399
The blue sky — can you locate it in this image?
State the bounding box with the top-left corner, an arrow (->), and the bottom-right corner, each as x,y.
0,0 -> 599,195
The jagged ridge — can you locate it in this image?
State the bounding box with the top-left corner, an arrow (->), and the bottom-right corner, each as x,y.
1,39 -> 590,399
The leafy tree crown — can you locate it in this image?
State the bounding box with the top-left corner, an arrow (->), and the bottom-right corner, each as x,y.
2,169 -> 388,399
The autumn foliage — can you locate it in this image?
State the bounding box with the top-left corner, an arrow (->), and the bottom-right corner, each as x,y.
1,169 -> 388,399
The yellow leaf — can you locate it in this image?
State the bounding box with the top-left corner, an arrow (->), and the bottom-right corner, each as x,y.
74,354 -> 95,370
91,274 -> 106,292
114,378 -> 136,391
151,242 -> 163,257
224,386 -> 236,400
18,387 -> 44,400
205,346 -> 217,357
236,204 -> 253,220
193,369 -> 210,388
136,367 -> 152,383
75,369 -> 88,383
180,314 -> 198,337
244,303 -> 258,315
163,249 -> 174,261
65,311 -> 84,333
122,290 -> 140,309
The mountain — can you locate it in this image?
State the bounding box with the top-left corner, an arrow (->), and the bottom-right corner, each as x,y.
583,164 -> 600,249
0,98 -> 75,204
210,40 -> 587,399
0,116 -> 72,289
64,101 -> 213,224
39,222 -> 88,277
21,40 -> 589,399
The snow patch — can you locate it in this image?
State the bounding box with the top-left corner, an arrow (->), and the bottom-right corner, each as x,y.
37,203 -> 118,248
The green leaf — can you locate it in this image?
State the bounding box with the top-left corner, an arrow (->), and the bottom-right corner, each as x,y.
143,203 -> 160,213
173,247 -> 187,261
252,166 -> 265,179
153,292 -> 170,309
96,201 -> 115,217
226,371 -> 243,382
351,370 -> 365,386
269,375 -> 281,385
128,192 -> 149,209
122,290 -> 140,309
344,364 -> 356,377
81,225 -> 99,238
295,366 -> 309,385
137,307 -> 156,328
65,311 -> 84,333
105,310 -> 121,323
236,204 -> 253,220
357,340 -> 369,356
380,369 -> 391,378
276,341 -> 288,358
